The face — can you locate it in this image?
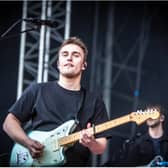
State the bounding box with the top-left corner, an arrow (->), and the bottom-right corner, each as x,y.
146,114 -> 164,128
57,44 -> 86,78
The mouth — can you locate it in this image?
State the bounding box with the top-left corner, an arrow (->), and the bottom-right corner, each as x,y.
64,63 -> 74,67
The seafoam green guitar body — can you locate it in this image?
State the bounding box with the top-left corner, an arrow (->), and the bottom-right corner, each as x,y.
10,120 -> 76,166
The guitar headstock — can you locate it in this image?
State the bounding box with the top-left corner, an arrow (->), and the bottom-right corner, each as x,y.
130,109 -> 160,125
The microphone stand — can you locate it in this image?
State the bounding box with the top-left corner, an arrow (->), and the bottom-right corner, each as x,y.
0,18 -> 40,41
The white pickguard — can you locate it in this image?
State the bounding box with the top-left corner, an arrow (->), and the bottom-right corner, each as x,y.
10,120 -> 76,166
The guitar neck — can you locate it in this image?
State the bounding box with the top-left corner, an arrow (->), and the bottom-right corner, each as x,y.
58,114 -> 131,146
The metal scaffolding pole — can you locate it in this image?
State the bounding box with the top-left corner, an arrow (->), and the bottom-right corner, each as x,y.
17,0 -> 71,98
43,0 -> 52,82
100,4 -> 114,166
37,0 -> 47,83
131,6 -> 152,137
103,4 -> 114,118
90,2 -> 99,92
64,0 -> 71,39
17,0 -> 27,99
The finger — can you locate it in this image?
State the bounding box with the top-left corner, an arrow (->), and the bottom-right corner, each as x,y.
30,146 -> 43,154
31,152 -> 43,158
34,140 -> 44,147
82,129 -> 90,139
80,130 -> 88,144
32,140 -> 44,150
87,122 -> 91,128
30,147 -> 43,158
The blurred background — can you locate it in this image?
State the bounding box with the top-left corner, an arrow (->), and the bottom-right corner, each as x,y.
0,1 -> 168,166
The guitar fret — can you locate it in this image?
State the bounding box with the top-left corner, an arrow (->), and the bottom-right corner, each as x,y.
95,115 -> 130,134
58,132 -> 80,146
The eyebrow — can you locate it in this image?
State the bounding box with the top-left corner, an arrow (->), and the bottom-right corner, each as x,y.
61,51 -> 81,55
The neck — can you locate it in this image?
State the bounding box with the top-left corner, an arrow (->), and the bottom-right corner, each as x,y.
57,75 -> 81,91
149,124 -> 163,139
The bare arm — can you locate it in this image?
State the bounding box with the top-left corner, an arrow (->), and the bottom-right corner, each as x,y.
79,123 -> 107,154
82,136 -> 107,154
3,113 -> 44,158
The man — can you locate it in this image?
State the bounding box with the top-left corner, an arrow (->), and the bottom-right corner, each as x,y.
126,105 -> 168,166
3,37 -> 110,166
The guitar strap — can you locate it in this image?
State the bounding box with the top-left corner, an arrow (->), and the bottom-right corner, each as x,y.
74,86 -> 86,129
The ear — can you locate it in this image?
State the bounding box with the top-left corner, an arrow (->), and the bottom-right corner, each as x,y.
57,59 -> 60,70
82,62 -> 87,70
160,114 -> 165,122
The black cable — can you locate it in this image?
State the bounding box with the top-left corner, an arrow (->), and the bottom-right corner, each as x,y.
0,18 -> 40,41
0,18 -> 22,38
0,153 -> 8,158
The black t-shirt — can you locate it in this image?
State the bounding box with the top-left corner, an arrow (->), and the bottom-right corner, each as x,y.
9,81 -> 110,166
126,133 -> 168,167
151,137 -> 161,155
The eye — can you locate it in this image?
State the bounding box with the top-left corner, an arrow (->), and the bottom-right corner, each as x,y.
73,53 -> 80,57
61,52 -> 68,57
73,52 -> 80,57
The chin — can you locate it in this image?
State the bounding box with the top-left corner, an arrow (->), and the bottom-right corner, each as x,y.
63,73 -> 80,78
65,74 -> 75,78
62,71 -> 81,78
148,121 -> 160,128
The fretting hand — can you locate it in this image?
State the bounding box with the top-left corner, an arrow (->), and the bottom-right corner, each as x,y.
79,123 -> 96,148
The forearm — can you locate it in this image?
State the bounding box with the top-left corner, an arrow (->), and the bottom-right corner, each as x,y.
3,113 -> 30,147
88,137 -> 107,154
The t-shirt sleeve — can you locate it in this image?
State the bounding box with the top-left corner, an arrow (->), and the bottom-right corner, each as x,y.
92,95 -> 112,139
8,82 -> 38,123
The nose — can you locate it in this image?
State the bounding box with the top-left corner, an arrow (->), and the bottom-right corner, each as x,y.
67,54 -> 73,61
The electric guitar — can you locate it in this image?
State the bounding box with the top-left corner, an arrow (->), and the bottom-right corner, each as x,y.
10,109 -> 160,166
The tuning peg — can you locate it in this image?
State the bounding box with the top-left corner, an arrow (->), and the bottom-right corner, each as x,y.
139,110 -> 142,113
137,110 -> 140,114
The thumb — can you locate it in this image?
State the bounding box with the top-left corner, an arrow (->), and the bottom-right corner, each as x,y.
87,122 -> 91,128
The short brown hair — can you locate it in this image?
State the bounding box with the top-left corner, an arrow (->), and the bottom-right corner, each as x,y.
146,104 -> 165,116
58,37 -> 88,61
